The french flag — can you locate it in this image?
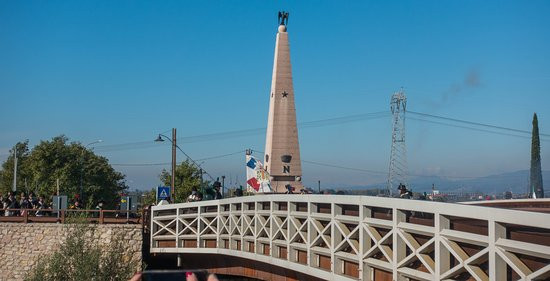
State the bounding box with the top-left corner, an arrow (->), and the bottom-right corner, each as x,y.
247,177 -> 260,191
246,158 -> 257,170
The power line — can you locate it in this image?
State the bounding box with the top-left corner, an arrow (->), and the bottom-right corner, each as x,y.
302,158 -> 479,179
195,150 -> 246,162
93,111 -> 389,153
173,145 -> 215,181
302,160 -> 387,175
113,146 -> 493,180
94,110 -> 547,153
111,150 -> 245,167
112,162 -> 170,167
409,117 -> 550,142
409,111 -> 550,137
251,150 -> 479,179
409,117 -> 534,140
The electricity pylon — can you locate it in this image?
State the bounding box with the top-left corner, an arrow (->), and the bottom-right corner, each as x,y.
387,89 -> 408,196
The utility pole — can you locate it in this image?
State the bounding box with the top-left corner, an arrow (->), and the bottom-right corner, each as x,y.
171,128 -> 176,200
221,175 -> 225,197
172,128 -> 179,270
12,145 -> 17,192
318,180 -> 321,194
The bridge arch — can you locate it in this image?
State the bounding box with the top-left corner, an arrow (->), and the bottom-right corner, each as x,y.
150,195 -> 550,280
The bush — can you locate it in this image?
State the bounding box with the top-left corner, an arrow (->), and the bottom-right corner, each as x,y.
25,221 -> 138,281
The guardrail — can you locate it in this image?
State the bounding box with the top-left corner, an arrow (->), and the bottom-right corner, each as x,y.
150,195 -> 550,281
0,208 -> 143,224
463,198 -> 550,213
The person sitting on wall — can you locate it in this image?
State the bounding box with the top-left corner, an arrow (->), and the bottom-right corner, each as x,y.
235,185 -> 244,197
398,183 -> 412,199
187,187 -> 199,202
285,184 -> 294,194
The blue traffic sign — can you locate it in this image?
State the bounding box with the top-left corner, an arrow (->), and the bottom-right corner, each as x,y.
157,186 -> 171,201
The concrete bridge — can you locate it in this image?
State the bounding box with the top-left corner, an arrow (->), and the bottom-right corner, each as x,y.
150,195 -> 550,281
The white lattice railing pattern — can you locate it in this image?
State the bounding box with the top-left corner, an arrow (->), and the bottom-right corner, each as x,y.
150,195 -> 550,281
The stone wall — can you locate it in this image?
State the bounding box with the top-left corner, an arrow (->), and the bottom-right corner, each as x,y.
0,223 -> 142,281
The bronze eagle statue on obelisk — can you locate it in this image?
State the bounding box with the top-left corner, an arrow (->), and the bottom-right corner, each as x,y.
278,11 -> 289,26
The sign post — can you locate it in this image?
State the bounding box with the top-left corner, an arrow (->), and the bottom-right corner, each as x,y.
52,195 -> 67,219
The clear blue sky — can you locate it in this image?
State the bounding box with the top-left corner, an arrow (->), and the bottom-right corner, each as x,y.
1,1 -> 549,190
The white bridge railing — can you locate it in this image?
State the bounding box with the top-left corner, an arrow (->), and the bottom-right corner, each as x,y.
150,195 -> 550,281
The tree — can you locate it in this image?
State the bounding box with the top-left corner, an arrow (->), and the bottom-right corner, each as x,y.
142,188 -> 157,206
530,113 -> 544,198
0,135 -> 127,206
0,140 -> 31,195
160,160 -> 208,203
25,220 -> 138,281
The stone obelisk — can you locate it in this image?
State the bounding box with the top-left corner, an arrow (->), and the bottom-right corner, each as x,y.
264,12 -> 303,192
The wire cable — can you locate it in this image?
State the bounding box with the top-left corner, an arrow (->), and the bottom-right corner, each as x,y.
195,150 -> 246,162
408,117 -> 549,141
251,150 -> 479,179
110,150 -> 245,167
409,111 -> 550,137
93,111 -> 390,152
111,162 -> 171,167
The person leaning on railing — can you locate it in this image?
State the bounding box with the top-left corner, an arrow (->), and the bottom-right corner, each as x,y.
1,198 -> 8,216
35,196 -> 48,217
28,192 -> 38,208
7,193 -> 19,216
69,200 -> 83,210
19,192 -> 32,217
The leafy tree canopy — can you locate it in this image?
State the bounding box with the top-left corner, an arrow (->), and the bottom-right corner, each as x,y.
0,140 -> 31,193
160,159 -> 209,203
0,135 -> 127,206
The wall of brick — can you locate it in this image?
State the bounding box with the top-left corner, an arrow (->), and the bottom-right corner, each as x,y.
0,223 -> 142,281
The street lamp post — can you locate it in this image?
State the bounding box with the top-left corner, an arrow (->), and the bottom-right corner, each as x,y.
155,128 -> 176,200
12,145 -> 17,192
80,140 -> 102,202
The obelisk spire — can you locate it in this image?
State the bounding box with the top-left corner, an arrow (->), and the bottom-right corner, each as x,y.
264,11 -> 303,192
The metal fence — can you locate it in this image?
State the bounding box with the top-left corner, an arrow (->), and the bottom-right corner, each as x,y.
150,195 -> 550,281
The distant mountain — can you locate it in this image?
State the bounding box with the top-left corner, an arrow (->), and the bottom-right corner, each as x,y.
346,170 -> 550,195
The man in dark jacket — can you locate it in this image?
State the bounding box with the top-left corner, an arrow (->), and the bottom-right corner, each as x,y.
213,180 -> 223,200
7,193 -> 19,216
20,192 -> 32,210
28,192 -> 38,208
35,197 -> 48,216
